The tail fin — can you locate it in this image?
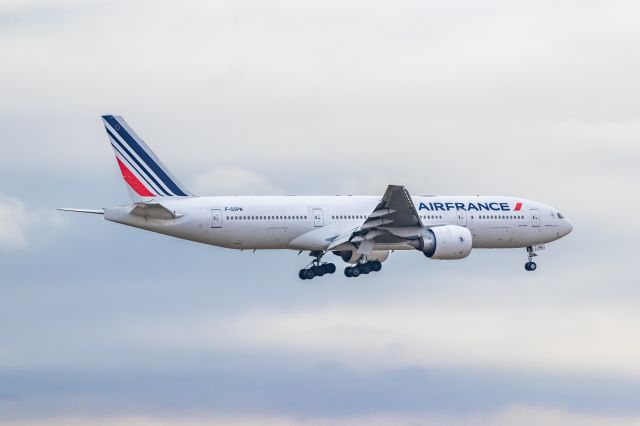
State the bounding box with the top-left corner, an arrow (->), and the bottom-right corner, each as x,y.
101,115 -> 191,202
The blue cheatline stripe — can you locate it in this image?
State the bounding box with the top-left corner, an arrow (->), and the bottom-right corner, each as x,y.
103,116 -> 189,196
105,127 -> 171,196
111,142 -> 161,196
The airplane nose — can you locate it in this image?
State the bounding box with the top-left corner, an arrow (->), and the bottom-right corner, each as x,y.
563,219 -> 573,236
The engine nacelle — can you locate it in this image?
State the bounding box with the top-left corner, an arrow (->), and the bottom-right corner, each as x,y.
333,250 -> 389,264
408,225 -> 472,259
368,250 -> 390,262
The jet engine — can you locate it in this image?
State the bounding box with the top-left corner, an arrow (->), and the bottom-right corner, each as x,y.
408,225 -> 472,259
333,249 -> 390,264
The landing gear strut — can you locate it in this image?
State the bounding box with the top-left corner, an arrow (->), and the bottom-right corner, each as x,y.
344,259 -> 382,278
299,251 -> 337,280
525,246 -> 537,271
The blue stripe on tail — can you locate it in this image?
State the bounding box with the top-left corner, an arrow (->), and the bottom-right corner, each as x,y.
103,115 -> 188,196
105,127 -> 171,196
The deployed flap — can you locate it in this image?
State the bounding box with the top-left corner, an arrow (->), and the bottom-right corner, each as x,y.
345,185 -> 424,248
130,203 -> 182,220
327,226 -> 360,250
365,185 -> 422,229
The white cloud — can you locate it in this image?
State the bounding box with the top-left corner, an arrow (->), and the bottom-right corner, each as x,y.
120,294 -> 640,378
0,194 -> 30,249
0,194 -> 67,250
2,406 -> 639,426
191,168 -> 285,196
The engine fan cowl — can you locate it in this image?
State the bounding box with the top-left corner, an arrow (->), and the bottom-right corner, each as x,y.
409,225 -> 472,259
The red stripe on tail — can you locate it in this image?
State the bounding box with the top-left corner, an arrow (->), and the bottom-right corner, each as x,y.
116,157 -> 155,197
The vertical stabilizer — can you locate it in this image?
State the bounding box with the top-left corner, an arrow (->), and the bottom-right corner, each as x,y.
101,115 -> 191,202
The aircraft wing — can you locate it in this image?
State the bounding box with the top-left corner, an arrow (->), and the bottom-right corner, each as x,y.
348,185 -> 425,253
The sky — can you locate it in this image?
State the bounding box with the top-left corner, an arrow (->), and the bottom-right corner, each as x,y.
1,0 -> 640,424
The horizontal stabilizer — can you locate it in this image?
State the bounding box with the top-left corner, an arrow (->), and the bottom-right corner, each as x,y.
57,208 -> 104,215
130,203 -> 182,220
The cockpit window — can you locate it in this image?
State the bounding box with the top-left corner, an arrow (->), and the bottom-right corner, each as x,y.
557,212 -> 565,219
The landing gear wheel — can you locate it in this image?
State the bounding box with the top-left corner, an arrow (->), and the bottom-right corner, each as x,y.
344,267 -> 353,277
326,263 -> 336,274
359,263 -> 372,274
370,261 -> 382,272
304,268 -> 315,280
314,265 -> 325,277
351,266 -> 361,277
524,246 -> 539,272
299,269 -> 307,280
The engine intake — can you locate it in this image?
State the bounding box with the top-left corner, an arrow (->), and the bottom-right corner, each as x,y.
409,225 -> 472,259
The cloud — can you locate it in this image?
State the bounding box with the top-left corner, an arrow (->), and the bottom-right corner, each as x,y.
0,194 -> 30,248
119,297 -> 640,378
0,0 -> 639,422
0,193 -> 66,250
2,406 -> 640,426
191,168 -> 285,196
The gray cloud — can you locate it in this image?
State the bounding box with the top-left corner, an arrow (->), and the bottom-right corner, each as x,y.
0,0 -> 639,424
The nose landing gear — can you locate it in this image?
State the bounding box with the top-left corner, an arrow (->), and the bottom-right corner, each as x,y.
525,246 -> 538,271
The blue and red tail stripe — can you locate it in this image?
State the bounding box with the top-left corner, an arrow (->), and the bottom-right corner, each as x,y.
106,127 -> 169,196
115,156 -> 155,197
102,115 -> 190,198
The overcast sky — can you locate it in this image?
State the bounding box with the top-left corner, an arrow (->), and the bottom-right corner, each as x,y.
1,0 -> 640,424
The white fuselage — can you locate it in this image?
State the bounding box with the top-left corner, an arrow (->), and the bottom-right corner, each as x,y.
103,195 -> 573,253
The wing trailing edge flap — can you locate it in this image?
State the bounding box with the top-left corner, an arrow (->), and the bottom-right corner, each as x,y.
353,185 -> 425,243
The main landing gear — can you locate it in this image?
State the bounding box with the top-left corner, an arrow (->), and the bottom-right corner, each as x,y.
299,251 -> 337,280
344,260 -> 382,278
525,246 -> 537,271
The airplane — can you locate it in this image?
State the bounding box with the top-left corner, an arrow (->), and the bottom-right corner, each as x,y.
60,115 -> 573,279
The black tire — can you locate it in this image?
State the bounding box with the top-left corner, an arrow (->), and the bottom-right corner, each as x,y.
314,266 -> 325,277
360,263 -> 371,274
371,261 -> 382,272
529,261 -> 537,271
304,268 -> 315,279
299,269 -> 307,280
351,266 -> 361,277
344,267 -> 353,277
327,263 -> 337,274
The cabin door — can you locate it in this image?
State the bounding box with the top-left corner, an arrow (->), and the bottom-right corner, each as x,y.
312,208 -> 324,227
